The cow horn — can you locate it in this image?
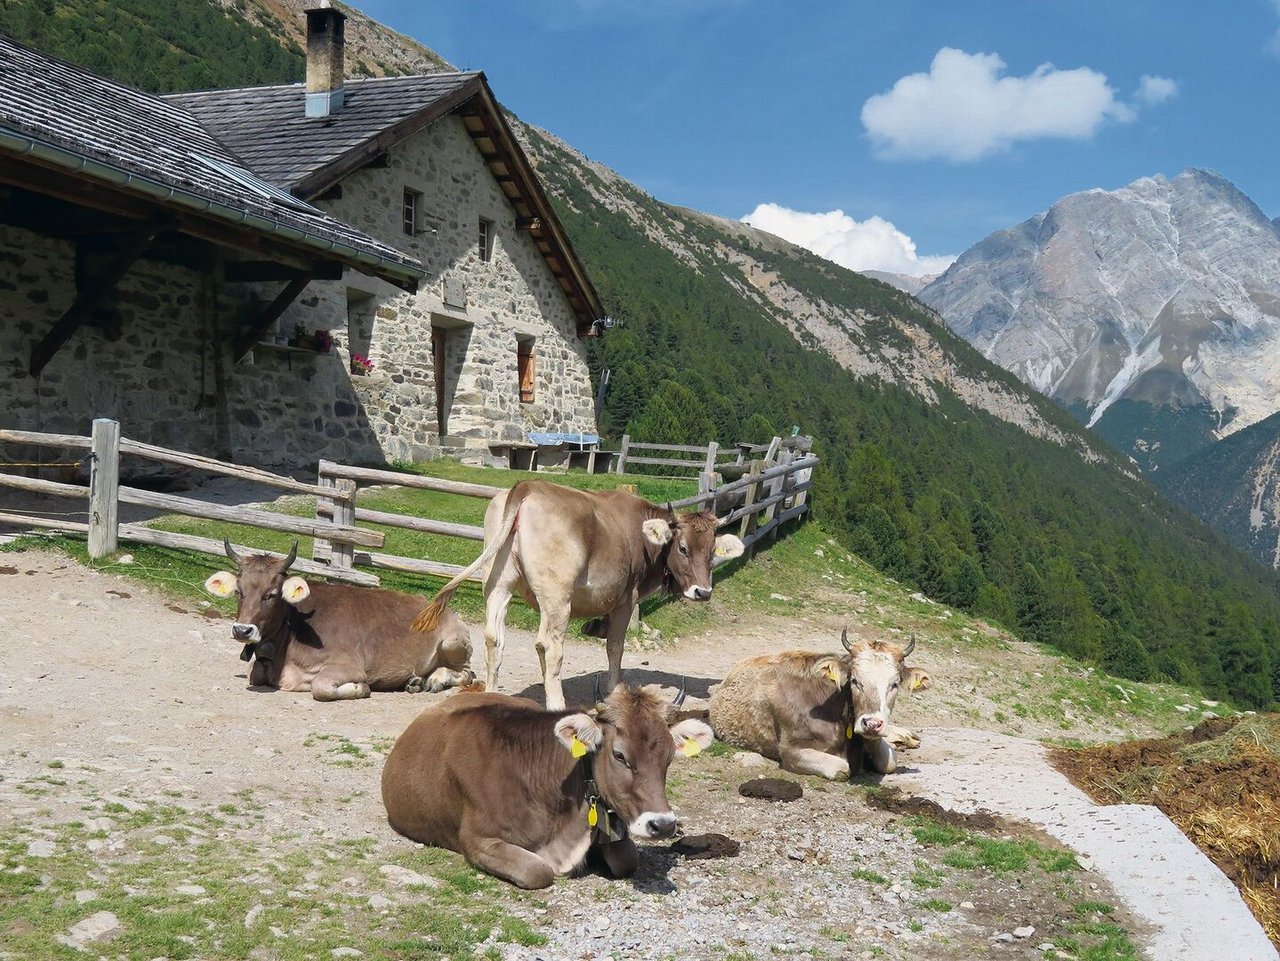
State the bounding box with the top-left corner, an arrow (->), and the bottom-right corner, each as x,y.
282,540 -> 298,570
673,676 -> 687,709
903,634 -> 916,658
665,502 -> 676,523
224,537 -> 242,567
841,628 -> 851,653
594,673 -> 603,705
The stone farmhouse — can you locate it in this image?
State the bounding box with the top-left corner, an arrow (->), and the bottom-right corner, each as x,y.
0,7 -> 602,471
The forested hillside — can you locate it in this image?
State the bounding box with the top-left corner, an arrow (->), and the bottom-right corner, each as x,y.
5,0 -> 1279,708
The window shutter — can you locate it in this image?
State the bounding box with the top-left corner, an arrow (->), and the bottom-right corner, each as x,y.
518,341 -> 535,403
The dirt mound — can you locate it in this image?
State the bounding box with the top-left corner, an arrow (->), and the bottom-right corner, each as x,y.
737,777 -> 803,802
1051,714 -> 1280,947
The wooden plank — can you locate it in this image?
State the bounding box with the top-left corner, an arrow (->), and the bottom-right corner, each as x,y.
0,471 -> 89,498
119,439 -> 330,497
719,481 -> 812,526
340,507 -> 484,540
116,486 -> 384,548
623,441 -> 711,454
30,225 -> 162,375
355,551 -> 482,582
0,511 -> 88,533
615,434 -> 630,474
0,428 -> 92,450
118,526 -> 379,586
234,277 -> 310,361
87,418 -> 120,558
618,456 -> 706,469
225,261 -> 343,283
319,461 -> 501,499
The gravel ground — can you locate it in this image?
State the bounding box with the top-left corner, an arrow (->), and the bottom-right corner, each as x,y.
0,547 -> 1246,960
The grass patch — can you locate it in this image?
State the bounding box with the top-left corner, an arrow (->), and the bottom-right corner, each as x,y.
919,898 -> 952,912
908,816 -> 1079,874
850,868 -> 888,885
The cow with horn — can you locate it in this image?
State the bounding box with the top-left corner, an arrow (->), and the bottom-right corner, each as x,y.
411,480 -> 745,710
204,539 -> 474,700
710,629 -> 932,779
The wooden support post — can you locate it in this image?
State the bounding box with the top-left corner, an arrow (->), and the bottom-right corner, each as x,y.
615,434 -> 630,475
234,277 -> 310,362
330,478 -> 357,570
313,467 -> 335,564
703,440 -> 719,477
87,418 -> 120,559
738,459 -> 763,557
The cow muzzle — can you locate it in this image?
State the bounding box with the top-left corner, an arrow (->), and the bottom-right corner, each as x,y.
683,585 -> 712,601
630,812 -> 678,840
857,715 -> 886,738
231,622 -> 262,642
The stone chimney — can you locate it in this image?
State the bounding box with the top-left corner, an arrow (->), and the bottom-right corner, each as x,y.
305,1 -> 346,118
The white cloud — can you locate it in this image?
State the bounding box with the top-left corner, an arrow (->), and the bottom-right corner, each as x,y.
741,203 -> 955,278
860,48 -> 1175,162
1135,74 -> 1178,105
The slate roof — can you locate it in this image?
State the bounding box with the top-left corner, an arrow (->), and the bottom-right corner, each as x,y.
0,34 -> 423,286
173,73 -> 482,193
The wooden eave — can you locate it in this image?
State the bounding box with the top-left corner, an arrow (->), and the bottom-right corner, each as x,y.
291,76 -> 604,336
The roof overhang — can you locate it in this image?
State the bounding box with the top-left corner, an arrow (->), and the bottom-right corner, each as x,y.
0,126 -> 423,292
291,75 -> 604,335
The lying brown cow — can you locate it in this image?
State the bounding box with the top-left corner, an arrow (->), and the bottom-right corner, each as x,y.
414,480 -> 744,710
709,630 -> 931,779
204,540 -> 473,701
381,684 -> 713,888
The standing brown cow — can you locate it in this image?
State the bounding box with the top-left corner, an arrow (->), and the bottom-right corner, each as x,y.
710,630 -> 931,779
380,684 -> 714,889
413,480 -> 744,710
204,541 -> 473,700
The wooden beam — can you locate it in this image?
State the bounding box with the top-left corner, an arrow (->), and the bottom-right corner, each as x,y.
225,260 -> 344,283
234,277 -> 310,361
29,225 -> 162,376
515,217 -> 542,232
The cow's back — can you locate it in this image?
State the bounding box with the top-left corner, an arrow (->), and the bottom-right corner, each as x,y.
381,693 -> 553,850
710,652 -> 843,760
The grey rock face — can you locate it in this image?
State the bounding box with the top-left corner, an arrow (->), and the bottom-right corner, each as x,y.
922,169 -> 1280,454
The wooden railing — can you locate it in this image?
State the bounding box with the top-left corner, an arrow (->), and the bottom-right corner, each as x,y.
1,421 -> 816,590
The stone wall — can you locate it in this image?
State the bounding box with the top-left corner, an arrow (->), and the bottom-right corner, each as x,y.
276,113 -> 599,462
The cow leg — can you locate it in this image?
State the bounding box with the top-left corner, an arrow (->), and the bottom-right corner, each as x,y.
424,624 -> 475,692
603,604 -> 634,696
884,724 -> 921,751
864,738 -> 897,775
424,665 -> 473,693
535,601 -> 572,711
779,745 -> 850,781
311,669 -> 371,702
460,832 -> 557,890
483,582 -> 513,695
596,837 -> 639,879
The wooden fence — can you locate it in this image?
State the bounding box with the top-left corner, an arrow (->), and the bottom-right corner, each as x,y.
0,420 -> 817,589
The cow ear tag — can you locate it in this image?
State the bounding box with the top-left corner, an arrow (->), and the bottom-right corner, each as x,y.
681,738 -> 702,758
846,724 -> 854,739
825,665 -> 838,683
570,735 -> 588,758
587,802 -> 599,827
910,675 -> 924,691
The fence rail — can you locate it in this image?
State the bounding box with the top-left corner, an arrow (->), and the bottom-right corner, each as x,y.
1,421 -> 817,591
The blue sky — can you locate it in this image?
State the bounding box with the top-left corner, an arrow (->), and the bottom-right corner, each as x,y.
358,0 -> 1280,275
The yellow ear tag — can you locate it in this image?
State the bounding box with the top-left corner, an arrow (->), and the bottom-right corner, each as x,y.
825,666 -> 838,683
910,676 -> 923,691
587,803 -> 598,828
681,739 -> 702,758
846,724 -> 854,739
570,735 -> 588,758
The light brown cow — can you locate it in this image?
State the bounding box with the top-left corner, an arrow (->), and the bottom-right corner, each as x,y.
413,480 -> 744,710
380,685 -> 714,889
204,541 -> 473,700
709,630 -> 931,779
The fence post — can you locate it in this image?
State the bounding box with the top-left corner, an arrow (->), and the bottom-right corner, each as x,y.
738,458 -> 763,558
703,440 -> 718,477
330,478 -> 357,570
87,418 -> 120,559
314,460 -> 335,564
615,434 -> 630,475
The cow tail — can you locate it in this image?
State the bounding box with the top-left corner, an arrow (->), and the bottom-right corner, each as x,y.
411,489 -> 524,634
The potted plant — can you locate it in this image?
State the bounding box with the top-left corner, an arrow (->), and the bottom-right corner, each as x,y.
313,329 -> 333,353
350,353 -> 376,376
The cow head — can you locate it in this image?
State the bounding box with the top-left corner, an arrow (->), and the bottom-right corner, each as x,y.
553,685 -> 713,840
841,630 -> 931,740
204,540 -> 310,645
642,507 -> 744,601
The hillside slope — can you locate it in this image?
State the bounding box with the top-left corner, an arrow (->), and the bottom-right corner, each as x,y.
921,169 -> 1280,474
1157,410 -> 1280,570
5,0 -> 1280,707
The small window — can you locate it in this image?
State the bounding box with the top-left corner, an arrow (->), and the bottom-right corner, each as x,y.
402,188 -> 421,236
517,339 -> 535,403
478,217 -> 494,262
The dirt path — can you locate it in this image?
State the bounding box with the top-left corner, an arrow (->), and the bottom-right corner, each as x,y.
1,548 -> 1271,960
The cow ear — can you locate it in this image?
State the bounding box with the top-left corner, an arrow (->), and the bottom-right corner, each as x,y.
902,667 -> 932,692
554,713 -> 602,756
204,571 -> 237,598
670,718 -> 714,758
642,518 -> 673,547
281,576 -> 311,606
714,533 -> 745,559
816,656 -> 847,687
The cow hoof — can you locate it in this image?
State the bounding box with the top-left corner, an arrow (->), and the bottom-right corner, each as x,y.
406,676 -> 425,694
426,678 -> 447,694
